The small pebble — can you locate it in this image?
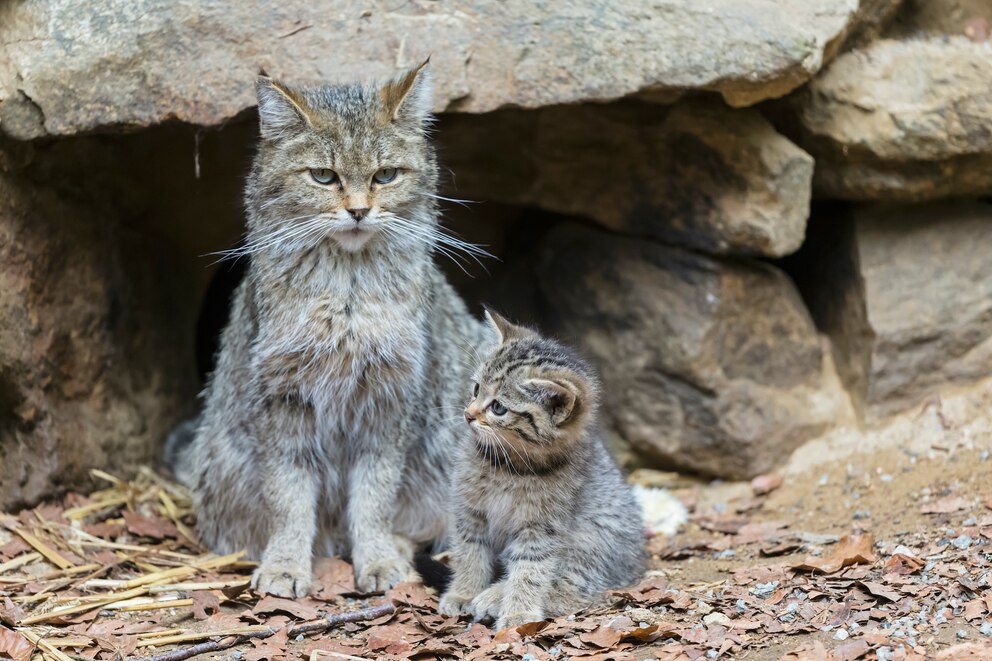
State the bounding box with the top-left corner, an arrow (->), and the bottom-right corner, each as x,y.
957,629 -> 967,639
753,581 -> 779,597
980,450 -> 990,461
963,516 -> 978,526
853,510 -> 871,520
834,628 -> 849,640
231,654 -> 243,660
735,599 -> 748,613
952,535 -> 973,550
522,655 -> 538,661
876,646 -> 894,661
980,622 -> 992,637
295,634 -> 305,642
716,549 -> 736,559
880,474 -> 893,482
706,651 -> 720,659
819,474 -> 829,486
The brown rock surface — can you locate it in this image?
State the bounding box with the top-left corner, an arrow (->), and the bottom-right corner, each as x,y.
441,100 -> 813,257
536,223 -> 843,479
797,37 -> 992,200
0,0 -> 862,138
0,168 -> 193,508
806,202 -> 992,418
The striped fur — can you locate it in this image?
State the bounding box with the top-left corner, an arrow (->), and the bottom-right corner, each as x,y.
439,311 -> 647,629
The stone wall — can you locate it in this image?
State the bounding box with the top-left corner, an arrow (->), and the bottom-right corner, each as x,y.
1,0 -> 990,504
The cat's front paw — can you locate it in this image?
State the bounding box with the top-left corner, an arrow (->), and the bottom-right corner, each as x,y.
251,560 -> 312,598
469,583 -> 505,623
438,590 -> 475,616
496,611 -> 545,631
355,556 -> 417,593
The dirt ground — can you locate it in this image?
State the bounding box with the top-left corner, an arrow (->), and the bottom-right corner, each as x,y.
1,382 -> 991,660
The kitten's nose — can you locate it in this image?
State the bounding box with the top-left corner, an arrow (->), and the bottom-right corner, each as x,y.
464,408 -> 477,424
347,207 -> 369,222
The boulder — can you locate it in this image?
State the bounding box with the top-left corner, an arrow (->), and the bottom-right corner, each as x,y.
0,0 -> 862,138
0,167 -> 194,508
535,223 -> 843,479
797,38 -> 992,200
441,100 -> 813,257
805,202 -> 992,418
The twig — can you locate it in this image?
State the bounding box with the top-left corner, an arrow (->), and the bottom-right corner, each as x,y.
135,602 -> 396,661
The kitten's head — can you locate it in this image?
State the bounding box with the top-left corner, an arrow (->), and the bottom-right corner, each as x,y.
247,61 -> 437,253
465,310 -> 599,469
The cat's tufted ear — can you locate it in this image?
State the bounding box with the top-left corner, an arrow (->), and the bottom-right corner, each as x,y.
484,308 -> 536,344
521,378 -> 579,426
380,58 -> 433,124
256,76 -> 313,140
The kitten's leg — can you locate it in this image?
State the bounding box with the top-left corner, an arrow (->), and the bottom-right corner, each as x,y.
251,397 -> 318,598
492,524 -> 557,630
439,506 -> 493,616
348,428 -> 418,592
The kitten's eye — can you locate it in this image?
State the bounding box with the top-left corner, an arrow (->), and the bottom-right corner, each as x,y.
489,400 -> 507,416
310,168 -> 338,185
372,167 -> 398,184
472,383 -> 480,398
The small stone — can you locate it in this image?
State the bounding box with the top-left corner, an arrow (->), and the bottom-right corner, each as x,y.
735,599 -> 748,613
980,622 -> 992,637
819,474 -> 830,486
522,655 -> 538,661
956,629 -> 967,639
981,450 -> 990,461
717,549 -> 736,559
880,474 -> 893,482
854,510 -> 871,520
834,628 -> 849,640
963,516 -> 978,526
703,612 -> 732,627
753,581 -> 779,598
951,535 -> 973,550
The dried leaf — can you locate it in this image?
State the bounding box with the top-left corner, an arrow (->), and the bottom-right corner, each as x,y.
0,628 -> 32,661
920,496 -> 970,514
312,556 -> 357,600
792,534 -> 876,574
123,510 -> 178,539
252,595 -> 318,620
751,473 -> 784,496
192,590 -> 221,620
859,581 -> 901,602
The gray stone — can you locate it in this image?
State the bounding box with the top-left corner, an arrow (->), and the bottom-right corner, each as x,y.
797,38 -> 992,200
441,99 -> 813,257
0,0 -> 861,137
811,202 -> 992,418
536,223 -> 843,479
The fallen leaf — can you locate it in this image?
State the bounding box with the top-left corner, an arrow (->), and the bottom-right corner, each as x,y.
885,553 -> 925,575
246,627 -> 289,661
122,510 -> 178,539
751,473 -> 783,496
0,628 -> 32,661
832,639 -> 870,661
386,582 -> 436,609
859,581 -> 901,602
580,623 -> 623,648
936,640 -> 992,660
252,595 -> 318,620
515,620 -> 551,637
0,599 -> 24,627
191,591 -> 220,620
921,496 -> 970,514
792,534 -> 876,574
312,556 -> 356,600
779,640 -> 829,660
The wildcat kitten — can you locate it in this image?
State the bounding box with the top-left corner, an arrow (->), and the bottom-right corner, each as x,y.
439,311 -> 648,629
172,62 -> 489,597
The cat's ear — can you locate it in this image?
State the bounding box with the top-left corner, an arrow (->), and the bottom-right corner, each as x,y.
484,308 -> 535,344
256,76 -> 313,140
522,378 -> 579,426
380,58 -> 433,124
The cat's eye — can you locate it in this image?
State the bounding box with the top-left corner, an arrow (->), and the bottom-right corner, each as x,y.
472,383 -> 480,398
310,168 -> 338,185
372,167 -> 398,184
489,400 -> 507,416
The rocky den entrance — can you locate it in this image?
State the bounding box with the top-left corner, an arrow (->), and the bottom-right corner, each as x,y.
1,1 -> 991,510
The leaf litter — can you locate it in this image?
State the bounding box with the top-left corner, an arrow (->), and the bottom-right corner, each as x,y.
0,447 -> 988,661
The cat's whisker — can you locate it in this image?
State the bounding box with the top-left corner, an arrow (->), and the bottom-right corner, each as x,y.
424,192 -> 476,208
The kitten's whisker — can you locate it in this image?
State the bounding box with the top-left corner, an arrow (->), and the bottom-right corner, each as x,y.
424,192 -> 476,208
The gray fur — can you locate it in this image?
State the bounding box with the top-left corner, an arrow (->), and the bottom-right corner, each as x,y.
175,63 -> 488,597
439,311 -> 646,629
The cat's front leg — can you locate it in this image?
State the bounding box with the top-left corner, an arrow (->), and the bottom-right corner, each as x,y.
251,396 -> 318,598
348,431 -> 417,592
439,505 -> 493,615
494,523 -> 557,629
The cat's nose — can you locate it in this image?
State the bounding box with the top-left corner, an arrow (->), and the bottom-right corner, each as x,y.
464,408 -> 476,424
347,207 -> 369,222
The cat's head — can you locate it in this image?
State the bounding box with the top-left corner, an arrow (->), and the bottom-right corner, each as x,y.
464,310 -> 599,469
247,61 -> 437,253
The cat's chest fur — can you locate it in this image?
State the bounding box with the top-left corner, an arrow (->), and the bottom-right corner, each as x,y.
251,248 -> 429,415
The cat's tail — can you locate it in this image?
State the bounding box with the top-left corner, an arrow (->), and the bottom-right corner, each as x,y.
633,485 -> 688,537
162,416 -> 199,486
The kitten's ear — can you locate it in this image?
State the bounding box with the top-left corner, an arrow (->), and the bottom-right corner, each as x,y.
484,308 -> 535,344
380,58 -> 433,124
256,76 -> 313,140
522,378 -> 579,426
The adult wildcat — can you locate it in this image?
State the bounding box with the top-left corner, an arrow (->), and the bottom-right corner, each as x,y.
172,62 -> 488,597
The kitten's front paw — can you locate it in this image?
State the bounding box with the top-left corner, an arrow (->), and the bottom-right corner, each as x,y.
469,583 -> 505,623
356,556 -> 417,593
496,611 -> 545,631
438,590 -> 475,616
251,561 -> 312,598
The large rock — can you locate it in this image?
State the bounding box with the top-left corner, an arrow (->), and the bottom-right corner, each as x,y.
0,167 -> 194,508
441,100 -> 813,257
536,223 -> 843,479
806,202 -> 992,419
0,0 -> 863,138
797,38 -> 992,200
